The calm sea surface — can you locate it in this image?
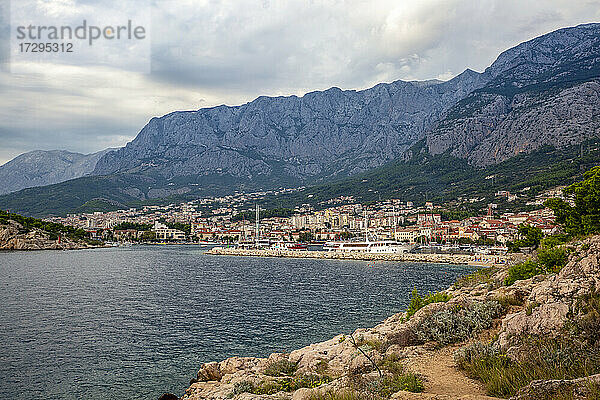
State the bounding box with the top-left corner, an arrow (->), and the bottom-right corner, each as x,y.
0,246 -> 473,399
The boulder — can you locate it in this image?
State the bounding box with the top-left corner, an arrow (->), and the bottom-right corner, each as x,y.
511,373 -> 600,400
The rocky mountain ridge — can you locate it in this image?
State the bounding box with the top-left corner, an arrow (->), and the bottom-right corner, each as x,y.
1,23 -> 600,215
426,23 -> 600,165
93,69 -> 488,183
95,23 -> 600,186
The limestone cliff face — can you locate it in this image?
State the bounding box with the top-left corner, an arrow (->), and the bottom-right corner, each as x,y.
426,23 -> 600,166
95,23 -> 600,187
93,71 -> 486,184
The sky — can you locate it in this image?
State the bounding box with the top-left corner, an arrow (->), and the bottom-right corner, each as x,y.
0,0 -> 599,165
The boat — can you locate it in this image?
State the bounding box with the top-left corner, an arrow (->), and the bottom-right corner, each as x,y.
270,241 -> 308,251
323,240 -> 414,253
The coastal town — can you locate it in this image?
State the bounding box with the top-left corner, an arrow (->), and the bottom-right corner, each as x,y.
42,185 -> 566,255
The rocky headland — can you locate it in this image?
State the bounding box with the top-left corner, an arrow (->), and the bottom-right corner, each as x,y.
0,219 -> 99,250
169,235 -> 600,400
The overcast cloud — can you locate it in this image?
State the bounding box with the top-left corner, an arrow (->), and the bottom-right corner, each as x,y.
0,0 -> 599,165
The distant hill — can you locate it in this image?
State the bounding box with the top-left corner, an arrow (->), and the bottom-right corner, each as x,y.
0,149 -> 115,195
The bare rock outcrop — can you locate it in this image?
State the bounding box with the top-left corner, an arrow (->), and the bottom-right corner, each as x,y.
512,373 -> 600,400
498,236 -> 600,350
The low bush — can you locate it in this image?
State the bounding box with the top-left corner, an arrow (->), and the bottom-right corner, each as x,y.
505,260 -> 542,286
308,390 -> 376,400
455,337 -> 600,398
537,246 -> 570,273
368,373 -> 424,397
354,336 -> 384,352
415,301 -> 504,345
453,266 -> 499,289
263,359 -> 298,377
405,288 -> 451,319
493,294 -> 525,308
232,374 -> 333,396
540,234 -> 570,249
230,380 -> 256,397
379,354 -> 404,375
505,246 -> 570,286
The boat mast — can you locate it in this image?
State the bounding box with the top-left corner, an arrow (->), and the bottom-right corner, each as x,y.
393,204 -> 397,241
364,208 -> 369,243
255,204 -> 260,245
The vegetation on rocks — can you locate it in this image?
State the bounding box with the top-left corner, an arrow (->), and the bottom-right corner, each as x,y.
455,335 -> 600,398
346,353 -> 424,398
230,374 -> 333,396
545,166 -> 600,236
505,245 -> 570,285
414,300 -> 504,346
263,359 -> 298,377
0,209 -> 87,241
405,288 -> 451,319
453,265 -> 500,289
308,390 -> 376,400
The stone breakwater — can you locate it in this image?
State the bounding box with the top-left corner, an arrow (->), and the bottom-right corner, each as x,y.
206,247 -> 509,266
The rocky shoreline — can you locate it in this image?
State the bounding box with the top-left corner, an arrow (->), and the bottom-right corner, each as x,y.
172,236 -> 600,400
206,247 -> 511,267
0,220 -> 101,251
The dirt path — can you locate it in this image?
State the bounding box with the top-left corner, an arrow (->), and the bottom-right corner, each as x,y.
391,345 -> 502,400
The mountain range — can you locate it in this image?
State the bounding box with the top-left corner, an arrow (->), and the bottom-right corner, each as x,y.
1,23 -> 599,216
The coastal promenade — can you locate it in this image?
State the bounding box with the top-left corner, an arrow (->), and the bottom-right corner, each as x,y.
205,247 -> 510,266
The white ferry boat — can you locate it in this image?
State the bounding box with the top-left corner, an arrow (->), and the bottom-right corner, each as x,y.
323,240 -> 414,253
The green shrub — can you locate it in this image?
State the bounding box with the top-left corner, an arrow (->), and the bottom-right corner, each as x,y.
354,336 -> 383,352
405,288 -> 451,319
379,354 -> 404,375
493,294 -> 525,308
269,375 -> 332,394
415,301 -> 503,345
505,246 -> 570,286
232,374 -> 333,396
540,234 -> 570,249
263,359 -> 298,377
505,260 -> 542,286
368,373 -> 424,397
230,380 -> 256,397
537,246 -> 569,273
